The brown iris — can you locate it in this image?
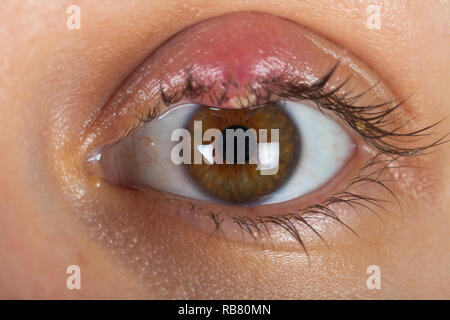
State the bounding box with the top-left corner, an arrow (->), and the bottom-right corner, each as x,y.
185,102 -> 300,204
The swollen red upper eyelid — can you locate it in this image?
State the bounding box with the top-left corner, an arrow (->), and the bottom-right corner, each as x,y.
153,12 -> 326,84
115,11 -> 344,110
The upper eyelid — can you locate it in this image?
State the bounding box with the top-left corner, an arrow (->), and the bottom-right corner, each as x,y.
85,19 -> 372,138
82,9 -> 439,163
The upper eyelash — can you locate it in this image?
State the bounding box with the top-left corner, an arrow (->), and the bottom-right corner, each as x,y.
267,66 -> 448,156
131,64 -> 448,157
122,64 -> 448,251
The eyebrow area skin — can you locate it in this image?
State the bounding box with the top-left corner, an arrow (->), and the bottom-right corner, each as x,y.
0,0 -> 449,299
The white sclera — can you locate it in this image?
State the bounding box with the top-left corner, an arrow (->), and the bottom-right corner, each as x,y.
102,101 -> 355,205
259,101 -> 355,204
107,103 -> 210,200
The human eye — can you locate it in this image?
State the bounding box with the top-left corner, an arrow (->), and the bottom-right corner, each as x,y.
81,11 -> 446,251
97,99 -> 355,205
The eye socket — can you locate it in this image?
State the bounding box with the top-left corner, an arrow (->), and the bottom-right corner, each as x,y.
96,100 -> 355,206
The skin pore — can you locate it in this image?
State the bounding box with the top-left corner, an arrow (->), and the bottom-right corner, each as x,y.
0,0 -> 449,299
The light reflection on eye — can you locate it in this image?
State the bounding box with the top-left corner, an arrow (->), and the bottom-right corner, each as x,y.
96,100 -> 355,206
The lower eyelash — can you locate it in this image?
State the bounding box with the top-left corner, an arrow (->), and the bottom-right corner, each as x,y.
176,151 -> 437,253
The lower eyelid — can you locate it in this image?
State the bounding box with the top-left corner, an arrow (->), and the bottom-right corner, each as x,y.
106,145 -> 435,252
89,130 -> 367,250
69,142 -> 439,262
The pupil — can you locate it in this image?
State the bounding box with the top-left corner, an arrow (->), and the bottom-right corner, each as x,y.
221,125 -> 251,163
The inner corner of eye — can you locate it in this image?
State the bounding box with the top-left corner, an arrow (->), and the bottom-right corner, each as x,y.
94,100 -> 355,206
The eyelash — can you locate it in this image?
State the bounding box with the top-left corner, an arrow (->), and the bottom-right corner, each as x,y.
118,65 -> 448,252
